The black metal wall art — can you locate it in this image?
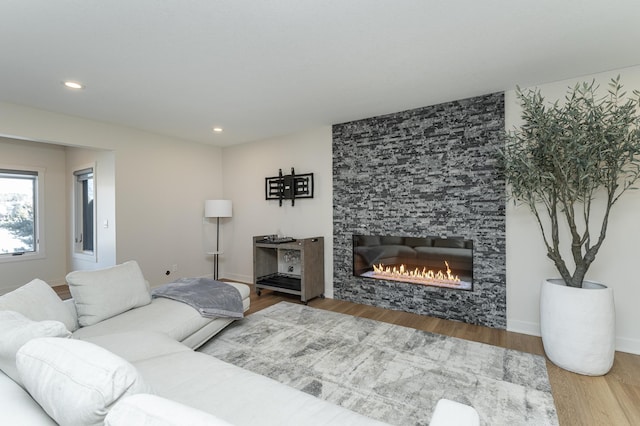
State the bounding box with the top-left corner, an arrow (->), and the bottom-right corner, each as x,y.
265,168 -> 314,206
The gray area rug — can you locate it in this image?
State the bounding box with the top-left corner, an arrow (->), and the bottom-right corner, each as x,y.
199,302 -> 558,425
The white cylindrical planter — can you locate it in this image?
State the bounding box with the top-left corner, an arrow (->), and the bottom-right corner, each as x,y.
540,278 -> 615,376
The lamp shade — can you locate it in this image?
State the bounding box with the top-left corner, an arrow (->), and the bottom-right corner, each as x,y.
205,199 -> 232,218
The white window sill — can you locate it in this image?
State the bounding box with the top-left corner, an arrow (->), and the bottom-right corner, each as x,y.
0,251 -> 45,264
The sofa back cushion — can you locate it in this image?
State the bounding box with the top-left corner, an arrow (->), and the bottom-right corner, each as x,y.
0,311 -> 71,386
0,278 -> 78,332
16,337 -> 152,425
66,260 -> 151,327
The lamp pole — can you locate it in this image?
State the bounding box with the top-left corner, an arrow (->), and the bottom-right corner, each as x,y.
204,200 -> 233,281
214,216 -> 221,280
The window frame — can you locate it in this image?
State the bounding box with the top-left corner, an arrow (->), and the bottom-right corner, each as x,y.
72,165 -> 97,262
0,166 -> 45,263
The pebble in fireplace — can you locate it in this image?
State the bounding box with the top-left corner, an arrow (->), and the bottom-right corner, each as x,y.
352,235 -> 473,290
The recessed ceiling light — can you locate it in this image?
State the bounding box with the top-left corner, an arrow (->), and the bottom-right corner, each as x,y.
212,127 -> 223,133
63,81 -> 84,89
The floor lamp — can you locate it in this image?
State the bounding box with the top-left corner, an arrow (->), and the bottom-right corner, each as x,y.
205,199 -> 232,280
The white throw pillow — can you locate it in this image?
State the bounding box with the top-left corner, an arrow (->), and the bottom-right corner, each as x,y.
16,337 -> 152,426
0,278 -> 78,331
105,394 -> 234,426
0,310 -> 71,386
66,260 -> 151,326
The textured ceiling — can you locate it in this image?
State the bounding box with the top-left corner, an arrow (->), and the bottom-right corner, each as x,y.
1,0 -> 639,146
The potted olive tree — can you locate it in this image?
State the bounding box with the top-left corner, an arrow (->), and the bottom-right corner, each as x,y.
501,77 -> 640,375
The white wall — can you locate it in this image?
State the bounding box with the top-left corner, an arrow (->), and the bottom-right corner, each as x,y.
221,127 -> 334,297
0,137 -> 68,291
0,102 -> 224,288
505,65 -> 640,354
113,137 -> 227,286
66,147 -> 117,271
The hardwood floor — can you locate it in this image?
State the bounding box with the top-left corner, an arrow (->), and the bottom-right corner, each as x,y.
53,284 -> 71,300
247,288 -> 640,426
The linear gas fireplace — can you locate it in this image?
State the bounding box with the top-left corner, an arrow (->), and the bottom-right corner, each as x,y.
353,235 -> 473,290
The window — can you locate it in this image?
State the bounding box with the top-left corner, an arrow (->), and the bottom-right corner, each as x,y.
0,169 -> 39,257
73,167 -> 95,255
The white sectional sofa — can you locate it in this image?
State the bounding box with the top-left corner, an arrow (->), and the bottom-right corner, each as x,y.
0,261 -> 392,425
0,261 -> 479,425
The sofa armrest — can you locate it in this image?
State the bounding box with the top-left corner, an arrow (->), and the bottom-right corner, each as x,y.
105,394 -> 233,426
429,399 -> 480,426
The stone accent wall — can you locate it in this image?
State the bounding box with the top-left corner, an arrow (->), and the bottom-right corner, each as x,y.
332,93 -> 506,328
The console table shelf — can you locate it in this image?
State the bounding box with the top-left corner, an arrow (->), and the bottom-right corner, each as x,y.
256,273 -> 301,292
253,235 -> 324,303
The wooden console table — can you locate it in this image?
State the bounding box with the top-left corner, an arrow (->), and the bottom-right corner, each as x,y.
253,235 -> 324,303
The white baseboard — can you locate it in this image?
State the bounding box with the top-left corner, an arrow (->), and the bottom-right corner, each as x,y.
507,320 -> 541,337
197,272 -> 251,285
221,273 -> 252,284
508,320 -> 640,355
615,336 -> 640,355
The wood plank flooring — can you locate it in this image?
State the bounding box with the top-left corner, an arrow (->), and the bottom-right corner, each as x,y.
247,288 -> 640,426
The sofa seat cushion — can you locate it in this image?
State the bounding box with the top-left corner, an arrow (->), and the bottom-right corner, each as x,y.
66,260 -> 152,327
105,394 -> 234,426
17,337 -> 152,426
134,351 -> 388,426
72,297 -> 214,342
72,282 -> 250,344
222,281 -> 251,309
0,278 -> 78,332
179,317 -> 236,350
81,331 -> 191,363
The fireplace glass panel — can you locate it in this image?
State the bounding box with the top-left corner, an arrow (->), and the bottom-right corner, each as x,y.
352,235 -> 473,290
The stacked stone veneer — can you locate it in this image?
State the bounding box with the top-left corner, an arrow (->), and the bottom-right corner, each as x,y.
332,92 -> 506,328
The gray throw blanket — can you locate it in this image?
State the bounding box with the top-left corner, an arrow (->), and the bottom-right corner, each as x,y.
151,277 -> 244,319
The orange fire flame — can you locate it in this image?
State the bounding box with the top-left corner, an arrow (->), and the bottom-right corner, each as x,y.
372,261 -> 461,286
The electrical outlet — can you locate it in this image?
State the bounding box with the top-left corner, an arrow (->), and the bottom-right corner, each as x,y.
171,264 -> 178,272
